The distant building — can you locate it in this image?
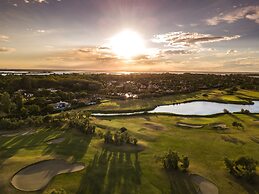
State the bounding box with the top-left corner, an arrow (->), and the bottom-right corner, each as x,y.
54,101 -> 71,110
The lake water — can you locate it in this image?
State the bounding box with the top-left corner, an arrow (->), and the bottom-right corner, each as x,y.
92,101 -> 259,116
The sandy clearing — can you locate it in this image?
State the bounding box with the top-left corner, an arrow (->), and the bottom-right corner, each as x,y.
191,174 -> 218,194
46,137 -> 65,144
11,159 -> 85,192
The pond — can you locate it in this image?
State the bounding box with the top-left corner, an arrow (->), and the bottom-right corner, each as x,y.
92,101 -> 259,116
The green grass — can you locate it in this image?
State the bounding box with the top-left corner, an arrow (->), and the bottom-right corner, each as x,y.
0,113 -> 259,194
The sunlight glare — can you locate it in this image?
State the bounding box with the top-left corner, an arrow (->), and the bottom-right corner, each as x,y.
110,30 -> 145,59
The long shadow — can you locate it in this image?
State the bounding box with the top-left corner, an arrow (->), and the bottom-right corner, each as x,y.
246,114 -> 259,121
227,113 -> 244,122
42,132 -> 93,161
0,127 -> 62,166
167,171 -> 199,194
231,174 -> 259,194
76,150 -> 142,194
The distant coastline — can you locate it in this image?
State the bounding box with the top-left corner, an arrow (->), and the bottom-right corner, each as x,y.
0,69 -> 258,76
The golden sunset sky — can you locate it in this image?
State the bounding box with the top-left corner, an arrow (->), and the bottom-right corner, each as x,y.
0,0 -> 259,72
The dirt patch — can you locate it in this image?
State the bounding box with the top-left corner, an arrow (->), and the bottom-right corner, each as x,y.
46,137 -> 65,144
144,122 -> 165,130
221,135 -> 245,145
176,122 -> 204,129
191,174 -> 219,194
11,159 -> 85,192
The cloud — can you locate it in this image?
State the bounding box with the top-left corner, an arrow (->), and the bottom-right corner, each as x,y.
0,35 -> 9,42
227,49 -> 237,54
152,31 -> 240,49
23,0 -> 62,4
0,47 -> 15,53
163,49 -> 194,55
207,5 -> 259,25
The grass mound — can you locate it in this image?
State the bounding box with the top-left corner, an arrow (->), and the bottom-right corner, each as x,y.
11,159 -> 85,192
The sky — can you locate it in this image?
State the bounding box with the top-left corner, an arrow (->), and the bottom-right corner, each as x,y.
0,0 -> 259,72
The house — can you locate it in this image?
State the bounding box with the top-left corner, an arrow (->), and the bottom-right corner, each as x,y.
54,101 -> 71,110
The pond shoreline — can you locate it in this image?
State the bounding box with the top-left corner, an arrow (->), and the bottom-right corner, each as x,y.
91,100 -> 259,117
90,98 -> 256,114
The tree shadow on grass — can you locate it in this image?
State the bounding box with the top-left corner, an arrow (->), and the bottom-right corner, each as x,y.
234,174 -> 259,194
0,127 -> 62,165
166,171 -> 199,194
76,149 -> 142,194
42,133 -> 93,161
227,113 -> 244,122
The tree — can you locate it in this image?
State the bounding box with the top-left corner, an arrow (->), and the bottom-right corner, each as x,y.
120,127 -> 127,133
14,92 -> 24,112
20,76 -> 32,90
20,107 -> 28,117
1,92 -> 11,113
162,150 -> 179,170
232,121 -> 244,129
104,131 -> 113,144
160,149 -> 189,172
181,156 -> 190,172
133,138 -> 138,145
28,104 -> 41,115
44,104 -> 54,114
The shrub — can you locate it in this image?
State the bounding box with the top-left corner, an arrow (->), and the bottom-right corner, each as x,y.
224,156 -> 257,182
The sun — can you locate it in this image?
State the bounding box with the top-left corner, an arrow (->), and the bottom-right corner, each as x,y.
109,29 -> 145,59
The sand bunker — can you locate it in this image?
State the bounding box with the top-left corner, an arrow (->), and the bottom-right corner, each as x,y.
11,159 -> 85,192
210,123 -> 228,130
176,122 -> 204,129
46,137 -> 65,144
144,122 -> 164,130
191,174 -> 218,194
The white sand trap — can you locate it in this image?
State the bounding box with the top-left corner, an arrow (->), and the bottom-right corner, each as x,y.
46,137 -> 65,144
11,159 -> 85,192
176,122 -> 204,129
211,123 -> 228,130
191,174 -> 218,194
